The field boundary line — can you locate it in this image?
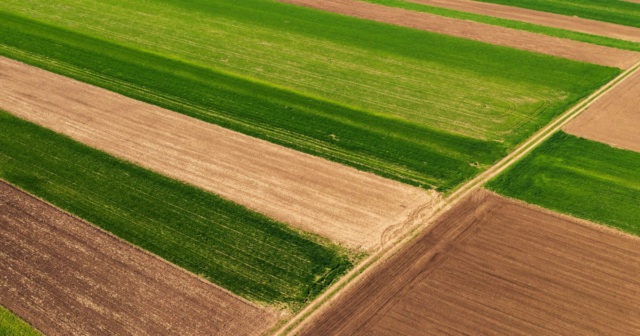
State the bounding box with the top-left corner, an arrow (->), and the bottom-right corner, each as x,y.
275,60 -> 640,336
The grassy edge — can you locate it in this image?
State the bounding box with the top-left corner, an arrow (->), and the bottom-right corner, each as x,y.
0,305 -> 41,336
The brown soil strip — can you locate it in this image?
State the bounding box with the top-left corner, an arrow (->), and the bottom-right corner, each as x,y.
0,56 -> 436,251
623,0 -> 640,3
564,65 -> 640,153
403,0 -> 640,43
299,190 -> 640,335
0,180 -> 278,336
275,0 -> 640,69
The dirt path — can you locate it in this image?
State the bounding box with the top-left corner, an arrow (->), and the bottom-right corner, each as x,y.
402,0 -> 640,43
299,190 -> 640,335
564,65 -> 640,153
0,56 -> 436,251
275,0 -> 640,69
0,180 -> 277,336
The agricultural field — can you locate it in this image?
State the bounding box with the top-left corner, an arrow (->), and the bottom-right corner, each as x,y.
0,305 -> 40,336
0,1 -> 621,191
0,181 -> 277,335
300,190 -> 640,335
487,131 -> 640,236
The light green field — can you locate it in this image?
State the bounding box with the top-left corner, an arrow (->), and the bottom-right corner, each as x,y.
0,305 -> 40,336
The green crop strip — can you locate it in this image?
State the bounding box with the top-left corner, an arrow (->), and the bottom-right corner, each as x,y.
487,132 -> 640,237
357,0 -> 640,52
0,11 -> 619,191
0,306 -> 41,336
0,110 -> 352,309
471,0 -> 640,28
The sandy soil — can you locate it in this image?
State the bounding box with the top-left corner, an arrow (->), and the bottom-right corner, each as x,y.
275,0 -> 640,69
299,190 -> 640,335
403,0 -> 640,43
0,56 -> 436,250
0,180 -> 277,336
564,67 -> 640,153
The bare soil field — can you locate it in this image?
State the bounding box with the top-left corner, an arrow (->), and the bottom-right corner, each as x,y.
564,67 -> 640,153
402,0 -> 640,43
0,56 -> 436,250
276,0 -> 640,69
0,180 -> 277,336
299,190 -> 640,335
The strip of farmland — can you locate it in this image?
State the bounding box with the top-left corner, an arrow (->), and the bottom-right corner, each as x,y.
299,190 -> 640,335
487,132 -> 640,237
0,109 -> 352,308
0,56 -> 435,251
0,181 -> 277,335
564,67 -> 640,153
275,0 -> 640,69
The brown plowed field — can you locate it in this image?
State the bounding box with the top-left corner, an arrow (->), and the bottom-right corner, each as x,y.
402,0 -> 640,43
299,190 -> 640,335
275,0 -> 640,69
0,180 -> 277,336
0,56 -> 436,250
564,67 -> 640,153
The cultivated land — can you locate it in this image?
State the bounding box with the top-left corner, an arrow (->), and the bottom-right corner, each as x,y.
299,190 -> 640,335
277,0 -> 640,69
0,56 -> 435,251
0,181 -> 277,336
0,10 -> 621,191
564,67 -> 640,153
0,109 -> 352,308
0,305 -> 40,336
487,132 -> 640,237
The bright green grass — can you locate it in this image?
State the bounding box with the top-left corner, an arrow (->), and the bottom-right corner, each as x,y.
472,0 -> 640,28
0,11 -> 619,191
0,0 -> 619,142
357,0 -> 640,52
0,306 -> 40,336
0,110 -> 353,309
487,131 -> 640,236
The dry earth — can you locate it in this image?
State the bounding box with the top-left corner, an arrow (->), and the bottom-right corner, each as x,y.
564,66 -> 640,153
0,180 -> 277,336
299,190 -> 640,335
0,56 -> 436,250
275,0 -> 640,69
402,0 -> 640,43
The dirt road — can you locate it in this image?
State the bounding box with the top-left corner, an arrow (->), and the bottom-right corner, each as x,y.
275,0 -> 640,69
299,190 -> 640,335
0,180 -> 277,336
0,56 -> 436,250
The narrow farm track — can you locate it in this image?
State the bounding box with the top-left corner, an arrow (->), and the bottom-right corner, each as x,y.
0,56 -> 436,251
0,180 -> 277,336
275,0 -> 640,69
277,60 -> 640,335
398,0 -> 640,43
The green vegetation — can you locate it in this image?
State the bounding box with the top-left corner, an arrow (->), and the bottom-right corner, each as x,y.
357,0 -> 640,52
0,305 -> 40,336
472,0 -> 640,28
0,10 -> 619,191
0,110 -> 352,308
487,131 -> 640,236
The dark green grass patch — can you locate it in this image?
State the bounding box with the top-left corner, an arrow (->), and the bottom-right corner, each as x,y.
357,0 -> 640,52
487,131 -> 640,236
472,0 -> 640,28
0,305 -> 40,336
0,110 -> 352,308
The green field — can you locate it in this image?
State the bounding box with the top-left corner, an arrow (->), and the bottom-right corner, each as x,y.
487,131 -> 640,236
0,110 -> 352,309
0,305 -> 40,336
0,8 -> 619,191
472,0 -> 640,28
357,0 -> 640,52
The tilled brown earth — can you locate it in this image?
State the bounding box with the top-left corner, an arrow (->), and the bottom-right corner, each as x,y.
564,67 -> 640,153
401,0 -> 640,43
275,0 -> 640,69
0,180 -> 277,336
0,56 -> 436,251
299,190 -> 640,335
